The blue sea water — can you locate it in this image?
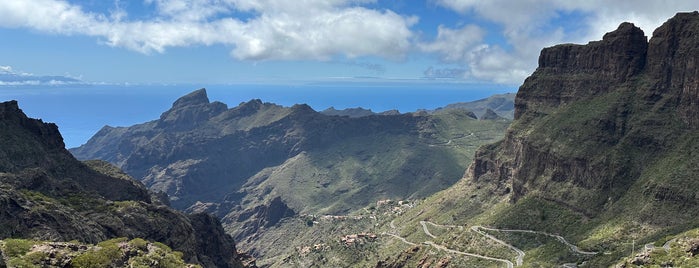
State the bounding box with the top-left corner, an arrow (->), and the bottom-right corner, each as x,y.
0,82 -> 515,148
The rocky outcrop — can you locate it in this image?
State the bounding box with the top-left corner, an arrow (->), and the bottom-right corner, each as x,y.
646,12 -> 699,127
234,197 -> 296,241
468,12 -> 699,218
515,22 -> 647,119
189,213 -> 241,267
0,100 -> 244,267
158,88 -> 228,131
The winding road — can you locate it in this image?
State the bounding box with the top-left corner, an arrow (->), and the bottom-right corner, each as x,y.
471,226 -> 526,266
644,238 -> 675,253
384,220 -> 596,267
473,226 -> 597,256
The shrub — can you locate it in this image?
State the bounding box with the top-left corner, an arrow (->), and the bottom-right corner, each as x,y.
3,239 -> 37,258
72,240 -> 124,268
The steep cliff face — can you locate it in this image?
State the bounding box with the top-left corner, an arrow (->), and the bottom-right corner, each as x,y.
646,12 -> 699,127
469,12 -> 699,221
515,22 -> 647,120
0,100 -> 245,267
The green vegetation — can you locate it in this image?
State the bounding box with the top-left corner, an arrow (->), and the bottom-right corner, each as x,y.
0,238 -> 198,268
2,239 -> 38,258
617,228 -> 699,267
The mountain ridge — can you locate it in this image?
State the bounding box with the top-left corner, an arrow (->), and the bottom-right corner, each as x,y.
70,88 -> 512,260
0,100 -> 246,267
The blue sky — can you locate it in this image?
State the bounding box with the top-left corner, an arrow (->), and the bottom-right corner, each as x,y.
0,1 -> 696,86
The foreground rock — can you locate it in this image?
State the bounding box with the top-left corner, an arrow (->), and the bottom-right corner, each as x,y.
0,100 -> 246,267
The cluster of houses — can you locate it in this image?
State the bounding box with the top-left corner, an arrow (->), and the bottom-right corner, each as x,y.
321,215 -> 364,221
376,199 -> 416,215
296,243 -> 329,256
340,233 -> 378,247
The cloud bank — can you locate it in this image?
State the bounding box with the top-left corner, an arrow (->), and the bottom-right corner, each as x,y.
428,0 -> 699,84
0,0 -> 697,84
0,65 -> 82,86
0,0 -> 416,61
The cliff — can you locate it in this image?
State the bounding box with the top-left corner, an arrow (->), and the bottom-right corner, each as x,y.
0,100 -> 245,267
463,12 -> 699,259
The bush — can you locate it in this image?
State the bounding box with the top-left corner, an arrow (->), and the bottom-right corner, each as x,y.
129,238 -> 148,251
3,239 -> 37,258
72,240 -> 124,268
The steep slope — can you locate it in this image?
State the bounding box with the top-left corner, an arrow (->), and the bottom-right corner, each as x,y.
380,12 -> 699,267
71,89 -> 511,260
0,100 -> 245,267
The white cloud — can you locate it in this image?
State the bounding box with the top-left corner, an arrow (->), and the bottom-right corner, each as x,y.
0,0 -> 416,61
0,65 -> 83,86
418,24 -> 485,62
432,0 -> 699,84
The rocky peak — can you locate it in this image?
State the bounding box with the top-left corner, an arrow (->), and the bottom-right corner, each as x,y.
172,88 -> 210,109
0,100 -> 64,150
537,22 -> 647,77
234,99 -> 264,115
158,88 -> 228,130
516,22 -> 647,119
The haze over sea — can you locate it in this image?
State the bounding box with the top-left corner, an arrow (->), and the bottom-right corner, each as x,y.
0,82 -> 513,148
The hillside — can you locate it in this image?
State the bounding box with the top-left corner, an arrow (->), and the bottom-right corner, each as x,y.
434,93 -> 516,119
367,11 -> 699,267
70,89 -> 511,261
0,100 -> 246,267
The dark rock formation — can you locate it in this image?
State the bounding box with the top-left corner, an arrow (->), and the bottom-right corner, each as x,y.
158,88 -> 228,131
467,12 -> 699,221
0,100 -> 244,267
515,22 -> 647,119
646,12 -> 699,127
189,213 -> 242,267
235,197 -> 296,241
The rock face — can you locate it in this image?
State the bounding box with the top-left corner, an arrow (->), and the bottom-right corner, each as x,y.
158,88 -> 228,131
468,12 -> 699,220
515,22 -> 647,119
646,12 -> 699,127
0,100 -> 244,268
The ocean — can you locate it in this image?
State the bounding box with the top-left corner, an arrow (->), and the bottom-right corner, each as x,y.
0,82 -> 515,148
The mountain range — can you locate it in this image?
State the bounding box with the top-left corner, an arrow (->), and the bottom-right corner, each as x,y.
70,89 -> 512,259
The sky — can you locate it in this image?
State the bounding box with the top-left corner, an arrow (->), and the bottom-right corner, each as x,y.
0,0 -> 697,86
